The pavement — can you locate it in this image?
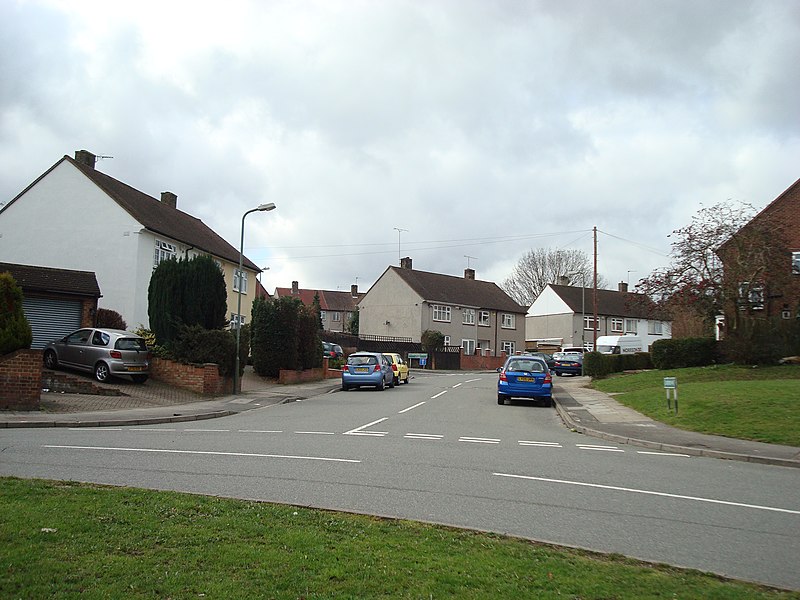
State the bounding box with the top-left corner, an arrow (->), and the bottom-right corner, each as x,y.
2,368 -> 798,469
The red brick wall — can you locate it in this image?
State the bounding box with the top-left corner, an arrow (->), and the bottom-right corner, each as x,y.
150,357 -> 234,395
460,349 -> 507,371
0,349 -> 42,410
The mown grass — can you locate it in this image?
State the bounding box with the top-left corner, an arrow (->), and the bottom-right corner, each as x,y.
2,478 -> 797,599
592,364 -> 800,446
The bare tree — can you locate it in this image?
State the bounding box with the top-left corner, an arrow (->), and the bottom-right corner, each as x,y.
502,248 -> 598,306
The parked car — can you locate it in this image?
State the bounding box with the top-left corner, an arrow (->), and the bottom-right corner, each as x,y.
496,355 -> 552,407
341,352 -> 395,391
553,352 -> 583,376
43,328 -> 151,383
383,352 -> 410,386
524,351 -> 555,370
322,341 -> 344,359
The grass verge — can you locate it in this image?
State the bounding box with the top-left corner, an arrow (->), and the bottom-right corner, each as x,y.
1,477 -> 798,599
591,364 -> 800,446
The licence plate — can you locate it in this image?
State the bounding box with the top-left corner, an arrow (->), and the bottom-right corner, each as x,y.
354,367 -> 369,373
127,366 -> 145,372
517,376 -> 535,382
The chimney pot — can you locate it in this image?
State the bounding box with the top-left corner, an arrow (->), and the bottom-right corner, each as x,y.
618,282 -> 629,293
74,150 -> 96,169
292,281 -> 299,295
557,276 -> 570,286
464,268 -> 475,280
400,257 -> 413,269
351,284 -> 358,297
160,191 -> 177,208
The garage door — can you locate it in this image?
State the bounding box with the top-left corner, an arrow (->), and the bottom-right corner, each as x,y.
22,297 -> 83,349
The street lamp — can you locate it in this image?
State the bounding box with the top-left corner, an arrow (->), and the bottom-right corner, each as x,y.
234,202 -> 276,394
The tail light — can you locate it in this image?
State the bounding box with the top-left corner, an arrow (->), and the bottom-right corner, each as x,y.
499,370 -> 507,382
342,365 -> 349,373
544,373 -> 552,384
110,350 -> 122,359
392,364 -> 398,372
373,364 -> 382,372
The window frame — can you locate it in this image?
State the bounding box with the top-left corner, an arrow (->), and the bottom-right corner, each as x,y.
233,269 -> 248,294
624,319 -> 638,334
462,339 -> 476,355
610,318 -> 624,333
648,320 -> 663,335
583,315 -> 598,331
153,239 -> 177,268
501,313 -> 515,329
478,310 -> 490,327
432,304 -> 452,323
501,341 -> 516,355
793,251 -> 800,276
463,308 -> 476,325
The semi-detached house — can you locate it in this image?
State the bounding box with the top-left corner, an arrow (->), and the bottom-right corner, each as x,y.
358,258 -> 527,356
0,150 -> 262,331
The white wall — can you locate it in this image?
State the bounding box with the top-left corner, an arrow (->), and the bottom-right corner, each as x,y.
358,269 -> 423,340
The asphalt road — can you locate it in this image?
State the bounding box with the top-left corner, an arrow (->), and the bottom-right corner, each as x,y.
1,370 -> 798,590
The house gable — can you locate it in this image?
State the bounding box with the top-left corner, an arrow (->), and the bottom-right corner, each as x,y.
527,285 -> 572,316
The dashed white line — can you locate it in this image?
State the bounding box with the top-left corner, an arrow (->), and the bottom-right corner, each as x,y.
452,383 -> 463,388
343,417 -> 388,437
398,402 -> 426,414
519,441 -> 563,448
493,472 -> 800,515
405,433 -> 444,440
577,444 -> 624,453
42,445 -> 361,464
459,436 -> 500,445
637,451 -> 691,458
431,391 -> 448,399
69,428 -> 122,431
184,429 -> 229,432
238,430 -> 283,434
295,431 -> 336,435
131,428 -> 176,432
464,378 -> 482,384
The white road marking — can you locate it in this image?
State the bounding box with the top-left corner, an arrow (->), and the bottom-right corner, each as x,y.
452,383 -> 463,388
238,430 -> 283,434
463,378 -> 482,384
460,436 -> 500,444
69,428 -> 122,431
431,391 -> 448,399
295,431 -> 336,435
43,445 -> 360,464
493,473 -> 800,515
343,417 -> 388,436
131,428 -> 176,432
519,441 -> 563,448
405,433 -> 444,440
398,402 -> 426,414
184,429 -> 230,432
637,451 -> 691,458
577,444 -> 624,453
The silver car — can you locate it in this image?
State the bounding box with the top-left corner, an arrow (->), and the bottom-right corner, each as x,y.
43,328 -> 151,383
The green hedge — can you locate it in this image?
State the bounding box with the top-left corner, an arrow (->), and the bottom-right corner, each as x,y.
651,337 -> 717,369
583,351 -> 653,379
169,325 -> 247,377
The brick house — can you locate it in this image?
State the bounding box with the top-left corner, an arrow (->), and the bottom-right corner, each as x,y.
717,176 -> 800,325
273,282 -> 363,332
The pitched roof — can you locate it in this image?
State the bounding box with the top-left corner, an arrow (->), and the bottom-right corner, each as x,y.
273,287 -> 363,311
548,284 -> 665,319
0,262 -> 101,298
389,266 -> 527,313
63,156 -> 259,271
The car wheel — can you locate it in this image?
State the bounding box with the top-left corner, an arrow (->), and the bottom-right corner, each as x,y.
555,371 -> 562,376
404,376 -> 410,384
131,375 -> 148,384
543,397 -> 553,407
497,394 -> 506,405
94,362 -> 111,383
43,350 -> 58,370
341,383 -> 350,391
393,375 -> 399,387
377,378 -> 385,391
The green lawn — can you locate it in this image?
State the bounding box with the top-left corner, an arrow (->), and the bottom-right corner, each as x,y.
592,364 -> 800,446
1,478 -> 797,599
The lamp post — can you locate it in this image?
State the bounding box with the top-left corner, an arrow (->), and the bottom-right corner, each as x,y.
567,271 -> 587,375
234,202 -> 276,394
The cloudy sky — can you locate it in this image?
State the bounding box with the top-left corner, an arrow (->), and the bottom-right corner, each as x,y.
2,0 -> 799,298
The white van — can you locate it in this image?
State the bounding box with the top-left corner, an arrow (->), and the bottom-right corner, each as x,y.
595,335 -> 644,355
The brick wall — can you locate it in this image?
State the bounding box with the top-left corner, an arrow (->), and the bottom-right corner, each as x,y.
460,349 -> 507,371
0,349 -> 42,410
150,357 -> 234,395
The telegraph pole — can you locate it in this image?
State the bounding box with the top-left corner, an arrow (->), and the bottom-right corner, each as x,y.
593,226 -> 598,349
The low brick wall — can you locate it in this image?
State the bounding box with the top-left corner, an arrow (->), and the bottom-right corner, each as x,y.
278,367 -> 325,384
150,357 -> 234,395
461,350 -> 507,372
0,349 -> 42,411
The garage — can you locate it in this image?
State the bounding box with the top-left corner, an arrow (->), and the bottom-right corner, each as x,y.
22,296 -> 83,348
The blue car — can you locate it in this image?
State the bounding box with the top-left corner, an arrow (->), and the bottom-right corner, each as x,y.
497,355 -> 552,406
341,352 -> 395,391
553,352 -> 583,376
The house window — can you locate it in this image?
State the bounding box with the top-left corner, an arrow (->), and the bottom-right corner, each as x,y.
154,240 -> 176,268
583,316 -> 597,330
233,269 -> 248,293
230,313 -> 246,328
738,282 -> 764,310
648,321 -> 663,335
443,335 -> 451,346
320,310 -> 327,321
332,312 -> 341,322
463,308 -> 476,325
433,305 -> 451,322
625,319 -> 638,334
792,251 -> 800,275
610,318 -> 624,333
462,339 -> 476,355
478,310 -> 490,326
502,341 -> 516,355
501,313 -> 515,329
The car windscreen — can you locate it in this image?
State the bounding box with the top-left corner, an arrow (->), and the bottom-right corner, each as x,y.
348,355 -> 377,366
115,338 -> 147,351
506,360 -> 544,372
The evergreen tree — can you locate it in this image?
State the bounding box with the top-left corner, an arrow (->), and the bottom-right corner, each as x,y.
0,272 -> 33,354
312,292 -> 324,330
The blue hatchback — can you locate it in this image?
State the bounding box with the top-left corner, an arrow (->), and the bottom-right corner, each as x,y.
497,355 -> 552,406
341,352 -> 395,391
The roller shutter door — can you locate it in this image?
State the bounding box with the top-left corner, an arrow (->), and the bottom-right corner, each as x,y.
22,297 -> 83,349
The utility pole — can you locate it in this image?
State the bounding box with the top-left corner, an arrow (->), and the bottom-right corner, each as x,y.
593,226 -> 598,349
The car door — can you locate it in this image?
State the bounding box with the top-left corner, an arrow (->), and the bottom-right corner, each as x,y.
58,329 -> 93,369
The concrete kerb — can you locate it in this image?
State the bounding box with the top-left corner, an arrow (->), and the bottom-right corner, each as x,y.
552,396 -> 800,469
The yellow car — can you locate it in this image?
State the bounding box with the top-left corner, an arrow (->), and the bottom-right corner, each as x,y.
383,353 -> 410,386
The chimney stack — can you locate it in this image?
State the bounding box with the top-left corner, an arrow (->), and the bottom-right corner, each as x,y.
400,257 -> 413,269
618,282 -> 628,293
557,275 -> 570,286
351,284 -> 358,297
292,281 -> 299,295
160,191 -> 177,209
464,268 -> 475,280
74,150 -> 96,169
